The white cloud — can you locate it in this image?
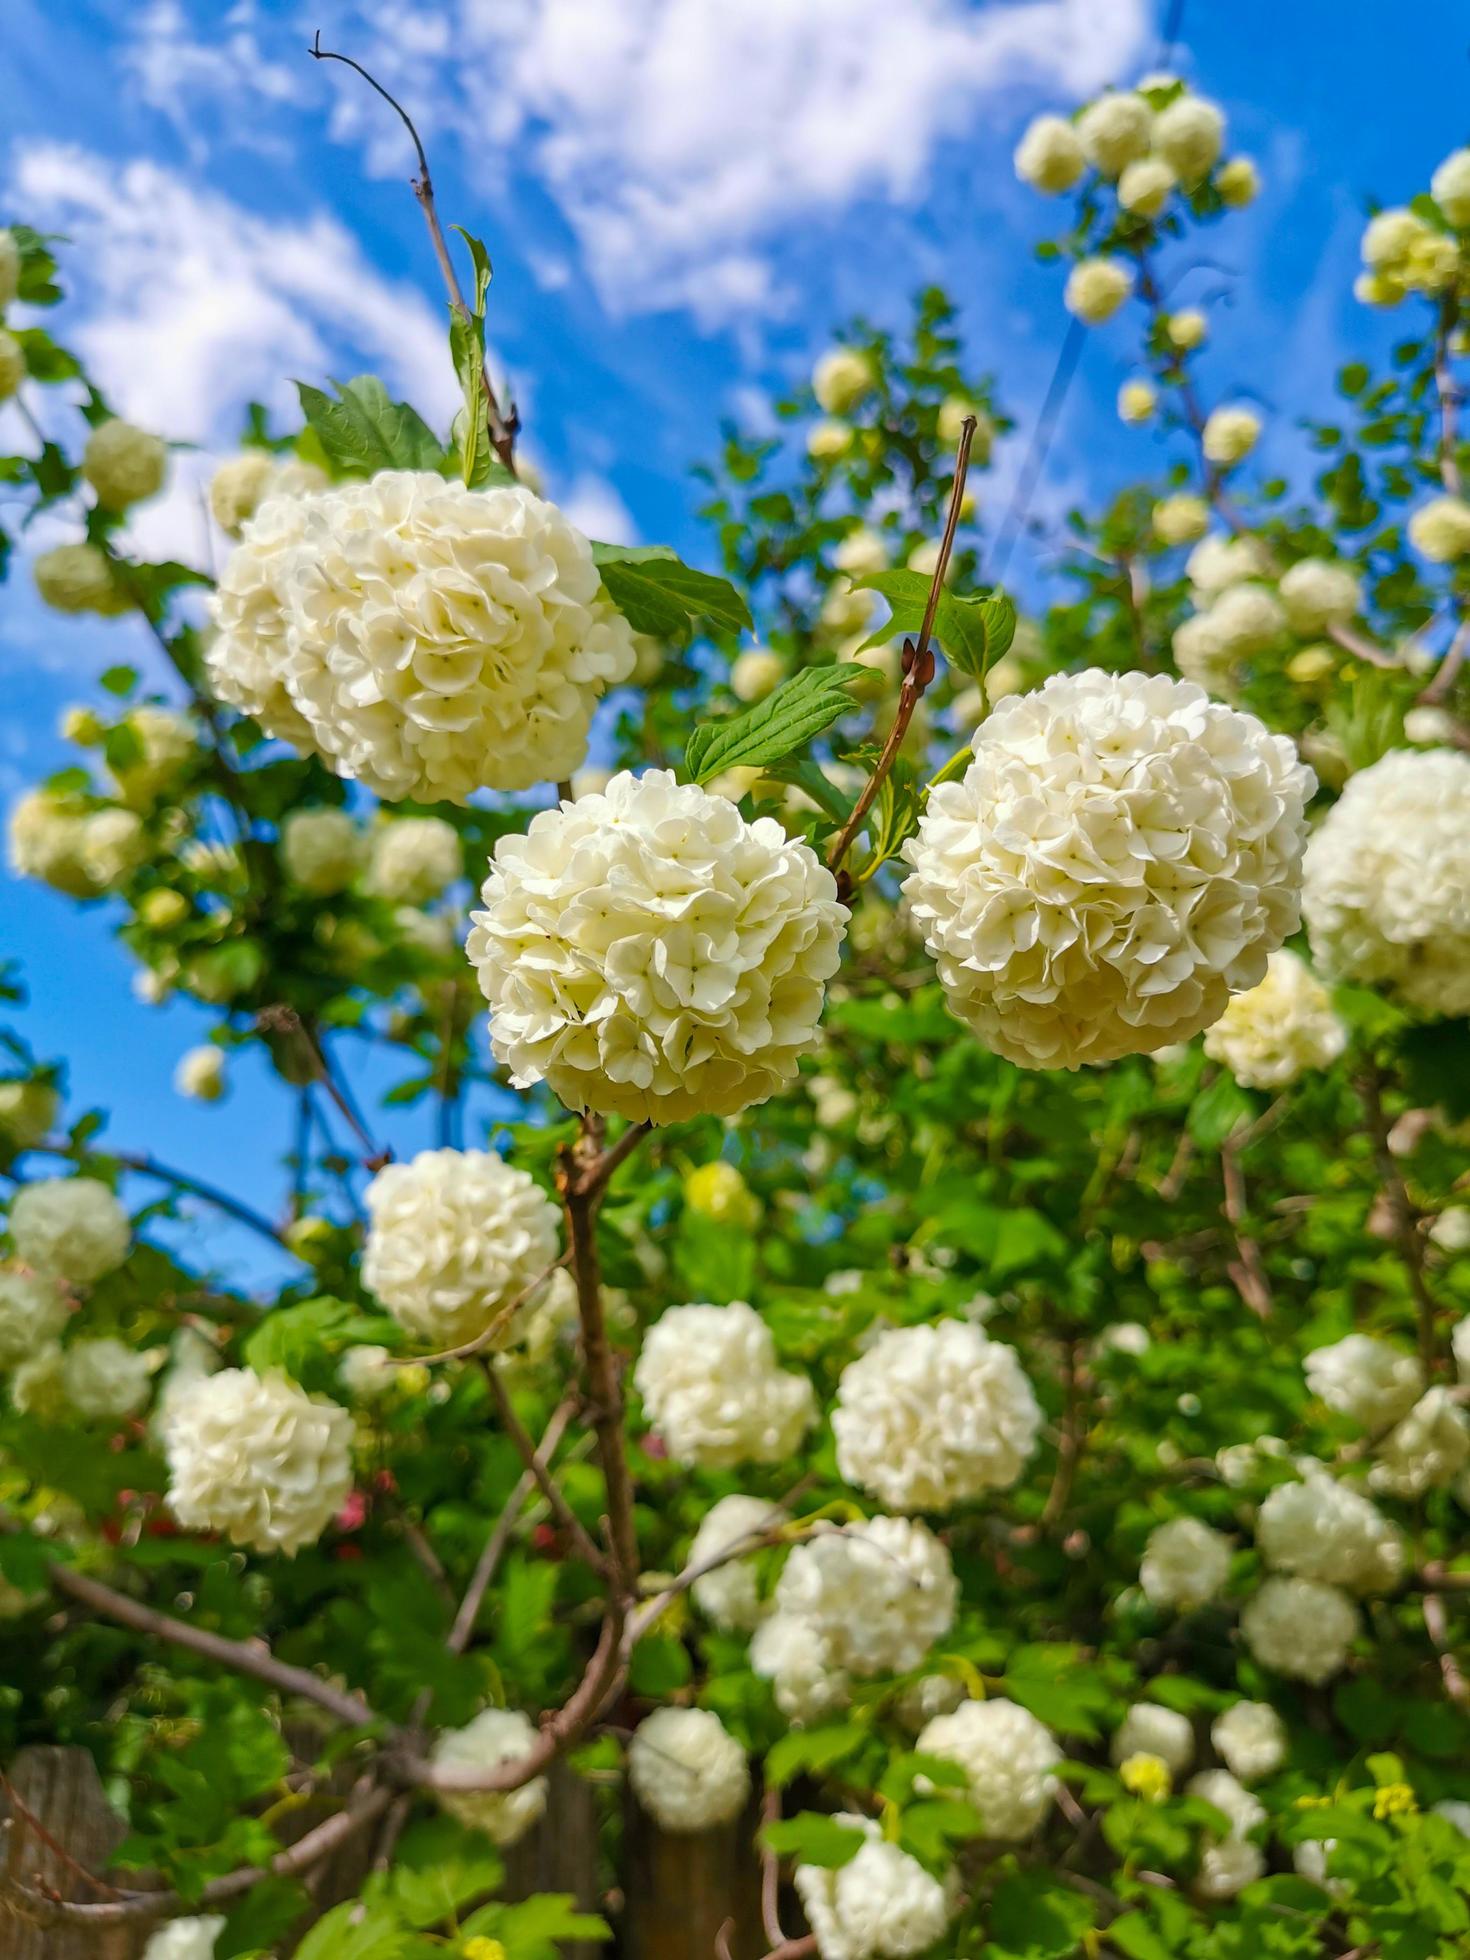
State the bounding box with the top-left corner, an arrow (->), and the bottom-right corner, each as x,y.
559,472 -> 638,545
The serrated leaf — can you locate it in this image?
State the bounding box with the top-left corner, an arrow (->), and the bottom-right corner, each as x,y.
244,1294 -> 397,1380
685,667 -> 858,785
854,569 -> 1015,684
296,376 -> 445,478
762,756 -> 857,823
449,228 -> 494,488
765,1723 -> 869,1789
593,542 -> 752,637
760,1812 -> 867,1868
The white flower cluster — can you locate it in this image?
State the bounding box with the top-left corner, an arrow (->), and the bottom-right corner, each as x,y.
794,1814 -> 956,1960
1240,1575 -> 1359,1683
1186,1769 -> 1265,1898
1255,1475 -> 1403,1594
1139,1517 -> 1232,1611
163,1366 -> 354,1555
431,1707 -> 548,1845
367,817 -> 462,903
208,473 -> 637,801
831,1319 -> 1041,1511
468,770 -> 847,1122
8,1177 -> 130,1285
1302,749 -> 1470,1018
917,1697 -> 1061,1839
1370,1387 -> 1470,1497
1409,495 -> 1470,563
363,1148 -> 561,1351
82,420 -> 166,510
1356,151 -> 1470,306
281,808 -> 363,895
626,1706 -> 750,1831
902,671 -> 1312,1069
1211,1701 -> 1286,1783
1113,1702 -> 1194,1776
1202,951 -> 1346,1089
8,789 -> 146,899
62,1337 -> 152,1421
633,1301 -> 814,1468
766,1518 -> 957,1685
141,1917 -> 226,1960
0,1268 -> 68,1366
1304,1333 -> 1422,1433
685,1492 -> 787,1631
208,451 -> 327,535
174,1046 -> 228,1103
33,543 -> 128,616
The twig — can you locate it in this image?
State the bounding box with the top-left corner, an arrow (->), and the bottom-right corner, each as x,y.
1359,1068 -> 1442,1375
826,417 -> 979,877
1423,1590 -> 1470,1711
0,1771 -> 126,1898
483,1365 -> 610,1578
393,1250 -> 571,1366
1220,1130 -> 1272,1319
761,1786 -> 787,1947
448,1398 -> 578,1655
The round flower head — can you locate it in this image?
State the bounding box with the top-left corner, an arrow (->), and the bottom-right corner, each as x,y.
1111,1703 -> 1194,1776
1119,156 -> 1175,218
1202,407 -> 1261,467
9,1177 -> 129,1284
164,1366 -> 354,1555
634,1301 -> 814,1469
1202,951 -> 1346,1089
281,808 -> 363,895
731,647 -> 785,702
467,770 -> 847,1123
1302,749 -> 1470,1017
62,1336 -> 152,1421
1076,93 -> 1152,176
1065,256 -> 1134,324
1433,148 -> 1470,226
895,1673 -> 965,1734
174,1046 -> 227,1103
1370,1387 -> 1470,1497
750,1611 -> 851,1724
937,397 -> 991,455
901,670 -> 1313,1070
431,1707 -> 548,1845
1014,113 -> 1086,193
0,331 -> 26,400
82,420 -> 167,510
366,817 -> 462,903
1187,533 -> 1272,596
1211,1701 -> 1286,1783
142,1917 -> 226,1960
794,1813 -> 956,1960
1278,558 -> 1361,635
1139,1517 -> 1232,1611
1186,1769 -> 1265,1898
1406,705 -> 1459,746
363,1148 -> 560,1351
1118,380 -> 1158,424
207,474 -> 636,801
686,1492 -> 787,1631
833,527 -> 889,578
1409,495 -> 1470,562
1305,1333 -> 1422,1433
831,1319 -> 1041,1511
1152,95 -> 1225,184
33,543 -> 128,616
1153,494 -> 1210,545
0,1077 -> 58,1150
0,1268 -> 69,1366
0,230 -> 19,307
813,347 -> 875,415
1217,157 -> 1260,208
626,1706 -> 750,1831
1240,1575 -> 1359,1683
1166,308 -> 1208,351
808,419 -> 853,461
1171,610 -> 1236,697
774,1516 -> 957,1677
1256,1475 -> 1403,1594
916,1697 -> 1061,1839
208,452 -> 327,535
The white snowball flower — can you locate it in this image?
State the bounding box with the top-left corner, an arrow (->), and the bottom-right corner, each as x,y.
33,543 -> 128,616
1203,950 -> 1346,1089
209,452 -> 327,535
174,1046 -> 227,1103
1433,148 -> 1470,225
337,1344 -> 400,1400
1153,494 -> 1211,545
0,1269 -> 68,1366
917,1697 -> 1060,1839
1211,1701 -> 1286,1783
1256,1476 -> 1403,1594
9,1178 -> 130,1285
82,420 -> 166,509
774,1517 -> 957,1677
1370,1387 -> 1470,1497
1111,1703 -> 1195,1776
1217,157 -> 1261,207
164,1367 -> 354,1555
750,1611 -> 851,1723
1153,95 -> 1225,184
1065,256 -> 1135,323
808,419 -> 854,462
431,1707 -> 549,1845
208,474 -> 636,801
1014,114 -> 1086,193
0,1077 -> 58,1149
794,1813 -> 956,1960
1293,1838 -> 1345,1894
62,1337 -> 152,1421
1119,156 -> 1176,217
141,1916 -> 226,1960
1304,1333 -> 1423,1433
1405,705 -> 1459,746
1118,380 -> 1158,423
686,1493 -> 787,1631
1076,93 -> 1153,176
1202,408 -> 1261,468
1278,559 -> 1361,635
901,671 -> 1312,1070
1140,1517 -> 1232,1611
833,527 -> 889,578
634,1301 -> 814,1468
468,769 -> 847,1123
1302,749 -> 1470,1017
1436,1212 -> 1470,1260
1195,1829 -> 1266,1900
1409,495 -> 1470,562
813,347 -> 875,415
626,1706 -> 750,1831
1240,1576 -> 1359,1683
363,1148 -> 560,1351
79,808 -> 147,891
1170,613 -> 1233,696
1166,308 -> 1208,351
895,1672 -> 966,1733
730,648 -> 786,703
281,808 -> 363,895
367,817 -> 462,903
832,1319 -> 1041,1511
1187,533 -> 1271,595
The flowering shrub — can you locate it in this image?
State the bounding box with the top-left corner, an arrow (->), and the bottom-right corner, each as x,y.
0,46 -> 1468,1960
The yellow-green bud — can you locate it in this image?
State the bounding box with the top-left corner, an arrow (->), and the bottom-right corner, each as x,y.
82,420 -> 167,510
682,1161 -> 760,1230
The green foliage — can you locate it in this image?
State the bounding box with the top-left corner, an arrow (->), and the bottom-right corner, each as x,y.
296,375 -> 447,477
684,665 -> 859,784
591,540 -> 752,636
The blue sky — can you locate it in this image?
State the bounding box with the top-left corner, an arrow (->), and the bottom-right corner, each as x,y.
2,0 -> 1467,1286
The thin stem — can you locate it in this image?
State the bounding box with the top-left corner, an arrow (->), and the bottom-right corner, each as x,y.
1221,1129 -> 1272,1320
761,1786 -> 787,1948
1359,1068 -> 1442,1375
394,1251 -> 571,1366
448,1398 -> 578,1655
1423,1590 -> 1470,1711
483,1364 -> 610,1578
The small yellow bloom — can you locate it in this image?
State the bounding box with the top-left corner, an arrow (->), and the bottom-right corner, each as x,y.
462,1941 -> 507,1960
1120,1751 -> 1173,1802
1374,1782 -> 1417,1820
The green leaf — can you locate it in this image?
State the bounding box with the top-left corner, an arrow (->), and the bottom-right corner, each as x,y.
986,1870 -> 1096,1960
628,1633 -> 694,1696
244,1295 -> 397,1380
761,757 -> 856,823
684,667 -> 859,785
294,1901 -> 411,1960
853,569 -> 1016,684
449,227 -> 496,489
760,1812 -> 867,1869
592,542 -> 752,637
765,1723 -> 869,1790
295,376 -> 445,478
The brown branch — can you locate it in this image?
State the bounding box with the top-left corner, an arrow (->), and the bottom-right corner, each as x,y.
1040,1339 -> 1086,1530
1420,611 -> 1470,707
1359,1068 -> 1442,1376
1423,1590 -> 1470,1711
1221,1131 -> 1272,1319
395,1250 -> 571,1366
826,417 -> 980,877
483,1364 -> 610,1578
761,1785 -> 787,1947
0,1771 -> 126,1899
757,1939 -> 818,1960
448,1398 -> 579,1655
